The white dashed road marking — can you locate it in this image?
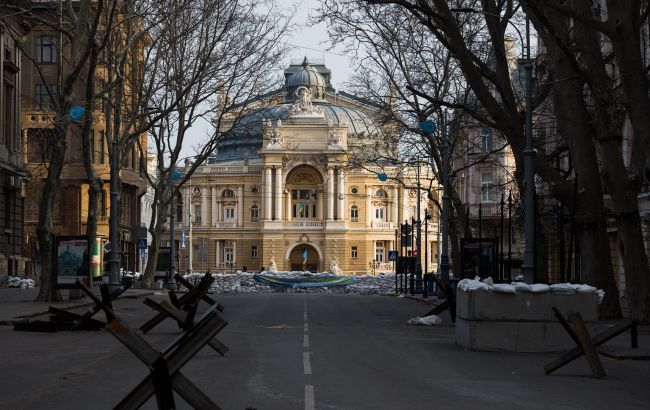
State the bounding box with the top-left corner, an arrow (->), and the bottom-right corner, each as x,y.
303,352 -> 312,375
305,385 -> 315,410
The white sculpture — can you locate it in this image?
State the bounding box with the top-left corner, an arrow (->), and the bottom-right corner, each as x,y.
328,129 -> 342,146
268,255 -> 278,273
289,86 -> 324,117
267,129 -> 281,147
329,257 -> 342,275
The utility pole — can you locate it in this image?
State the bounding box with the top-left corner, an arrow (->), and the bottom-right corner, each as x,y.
168,170 -> 177,289
521,17 -> 536,284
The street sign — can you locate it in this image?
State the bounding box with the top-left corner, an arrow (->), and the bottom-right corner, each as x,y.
413,249 -> 418,257
181,230 -> 186,249
377,172 -> 388,181
137,238 -> 147,250
388,250 -> 398,261
140,248 -> 147,259
104,242 -> 111,252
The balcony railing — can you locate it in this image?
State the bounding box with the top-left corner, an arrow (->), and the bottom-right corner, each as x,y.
371,221 -> 393,229
284,221 -> 325,229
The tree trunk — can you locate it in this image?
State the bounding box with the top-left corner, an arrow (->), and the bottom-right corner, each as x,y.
143,193 -> 169,287
35,127 -> 67,302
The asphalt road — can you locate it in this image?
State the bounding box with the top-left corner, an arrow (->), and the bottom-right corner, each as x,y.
0,293 -> 648,409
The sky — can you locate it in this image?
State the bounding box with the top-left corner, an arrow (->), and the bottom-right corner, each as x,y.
181,0 -> 354,160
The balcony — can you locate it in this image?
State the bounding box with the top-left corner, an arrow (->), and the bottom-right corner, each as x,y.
371,221 -> 393,229
468,202 -> 502,218
284,221 -> 325,229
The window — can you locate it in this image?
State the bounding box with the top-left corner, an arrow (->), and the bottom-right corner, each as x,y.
35,84 -> 57,109
350,206 -> 359,222
26,128 -> 54,163
251,186 -> 259,194
224,207 -> 235,220
351,246 -> 358,259
176,194 -> 183,221
193,238 -> 208,262
481,172 -> 494,202
97,131 -> 105,164
250,205 -> 259,221
375,207 -> 385,221
375,241 -> 385,262
291,189 -> 317,220
350,187 -> 359,194
194,204 -> 202,223
224,247 -> 234,265
222,189 -> 234,197
251,246 -> 258,258
99,190 -> 107,217
481,128 -> 493,152
375,189 -> 386,198
36,36 -> 57,63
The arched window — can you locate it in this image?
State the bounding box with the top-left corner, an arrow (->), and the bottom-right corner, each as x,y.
350,205 -> 359,222
222,189 -> 235,197
375,189 -> 387,199
250,204 -> 259,221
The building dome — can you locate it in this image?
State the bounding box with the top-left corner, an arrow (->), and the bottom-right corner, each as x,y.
210,60 -> 382,164
286,57 -> 327,101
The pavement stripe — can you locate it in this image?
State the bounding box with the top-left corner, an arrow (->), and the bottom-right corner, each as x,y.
303,334 -> 309,348
304,323 -> 308,332
303,352 -> 312,375
305,385 -> 315,410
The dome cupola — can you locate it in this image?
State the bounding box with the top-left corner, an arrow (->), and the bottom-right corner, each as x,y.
286,57 -> 327,102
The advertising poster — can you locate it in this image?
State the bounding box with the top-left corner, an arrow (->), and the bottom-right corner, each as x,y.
155,247 -> 171,279
90,237 -> 103,279
55,236 -> 91,289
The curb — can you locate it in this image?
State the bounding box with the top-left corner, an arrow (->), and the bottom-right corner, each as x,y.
0,291 -> 155,326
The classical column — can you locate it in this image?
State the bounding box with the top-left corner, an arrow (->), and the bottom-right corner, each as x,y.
264,167 -> 272,220
286,191 -> 292,221
211,187 -> 217,226
337,168 -> 345,220
317,188 -> 324,220
391,186 -> 398,224
184,186 -> 191,224
366,186 -> 372,227
327,167 -> 334,220
217,201 -> 223,222
237,185 -> 244,227
275,167 -> 283,220
233,241 -> 237,265
201,187 -> 208,225
216,240 -> 221,266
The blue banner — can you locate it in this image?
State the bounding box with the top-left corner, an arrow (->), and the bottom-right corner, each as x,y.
254,274 -> 355,287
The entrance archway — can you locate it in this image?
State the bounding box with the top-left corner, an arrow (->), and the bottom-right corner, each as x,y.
287,243 -> 321,272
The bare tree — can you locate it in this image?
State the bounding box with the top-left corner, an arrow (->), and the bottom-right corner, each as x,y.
523,0 -> 650,320
328,0 -> 621,317
18,0 -> 106,302
134,0 -> 291,286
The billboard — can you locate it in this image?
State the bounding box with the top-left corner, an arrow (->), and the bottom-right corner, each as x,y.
55,236 -> 91,289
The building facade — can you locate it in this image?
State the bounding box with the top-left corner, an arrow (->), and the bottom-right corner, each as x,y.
0,14 -> 29,276
20,8 -> 147,275
172,59 -> 438,275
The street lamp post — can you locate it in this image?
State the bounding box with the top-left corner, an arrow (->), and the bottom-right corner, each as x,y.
439,111 -> 451,285
419,113 -> 450,287
415,157 -> 423,294
108,116 -> 121,291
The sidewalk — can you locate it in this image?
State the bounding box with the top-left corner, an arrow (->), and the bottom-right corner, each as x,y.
403,292 -> 650,359
0,287 -> 154,325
